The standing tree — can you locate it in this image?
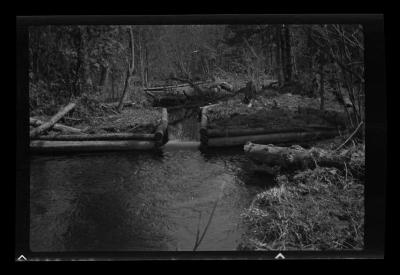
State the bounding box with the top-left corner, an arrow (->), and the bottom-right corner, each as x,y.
117,26 -> 135,112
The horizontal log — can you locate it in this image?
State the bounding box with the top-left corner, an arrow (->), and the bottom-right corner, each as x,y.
30,140 -> 156,153
207,130 -> 339,147
144,81 -> 209,91
207,126 -> 338,138
32,132 -> 156,141
244,142 -> 348,172
30,118 -> 83,134
208,127 -> 302,138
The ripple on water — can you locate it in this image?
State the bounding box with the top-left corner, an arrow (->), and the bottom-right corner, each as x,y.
30,145 -> 271,251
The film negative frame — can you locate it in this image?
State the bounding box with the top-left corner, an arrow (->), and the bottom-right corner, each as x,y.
16,14 -> 386,261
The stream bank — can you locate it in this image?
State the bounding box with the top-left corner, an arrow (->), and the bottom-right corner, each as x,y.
238,139 -> 365,250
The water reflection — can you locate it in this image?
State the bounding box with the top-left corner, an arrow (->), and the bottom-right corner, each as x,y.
30,108 -> 275,251
30,148 -> 272,251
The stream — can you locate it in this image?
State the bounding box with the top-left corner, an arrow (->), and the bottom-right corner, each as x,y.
30,108 -> 276,251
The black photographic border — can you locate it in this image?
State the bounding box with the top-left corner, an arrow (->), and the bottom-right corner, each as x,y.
16,14 -> 386,260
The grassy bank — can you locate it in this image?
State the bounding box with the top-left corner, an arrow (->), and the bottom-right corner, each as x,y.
239,143 -> 365,250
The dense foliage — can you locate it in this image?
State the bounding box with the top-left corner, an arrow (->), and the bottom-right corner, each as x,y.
29,24 -> 364,130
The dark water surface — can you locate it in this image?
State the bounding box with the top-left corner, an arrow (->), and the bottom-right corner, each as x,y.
30,108 -> 275,251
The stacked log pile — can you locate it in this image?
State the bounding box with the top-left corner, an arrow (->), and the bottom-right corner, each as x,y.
30,103 -> 169,152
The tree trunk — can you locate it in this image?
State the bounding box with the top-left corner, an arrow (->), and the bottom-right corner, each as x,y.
275,25 -> 284,85
79,26 -> 92,88
319,63 -> 325,110
139,30 -> 145,87
111,72 -> 115,101
117,26 -> 135,112
99,65 -> 109,95
282,24 -> 292,83
117,68 -> 132,112
145,44 -> 149,88
30,102 -> 77,138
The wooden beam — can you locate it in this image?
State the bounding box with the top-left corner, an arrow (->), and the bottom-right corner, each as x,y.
207,130 -> 339,147
32,132 -> 156,141
30,140 -> 156,153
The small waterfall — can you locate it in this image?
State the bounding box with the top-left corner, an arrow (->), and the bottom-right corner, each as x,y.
166,107 -> 201,142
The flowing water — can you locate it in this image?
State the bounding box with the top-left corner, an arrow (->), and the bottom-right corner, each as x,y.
30,108 -> 275,251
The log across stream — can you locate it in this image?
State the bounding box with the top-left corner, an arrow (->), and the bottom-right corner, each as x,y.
30,105 -> 343,153
199,105 -> 342,148
30,108 -> 169,153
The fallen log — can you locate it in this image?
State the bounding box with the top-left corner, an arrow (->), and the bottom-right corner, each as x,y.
30,118 -> 84,134
30,140 -> 156,153
144,81 -> 209,91
30,102 -> 76,138
155,108 -> 168,145
244,142 -> 349,172
32,132 -> 156,141
207,130 -> 339,147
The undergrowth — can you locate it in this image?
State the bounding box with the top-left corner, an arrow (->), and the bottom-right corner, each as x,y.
239,144 -> 365,251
